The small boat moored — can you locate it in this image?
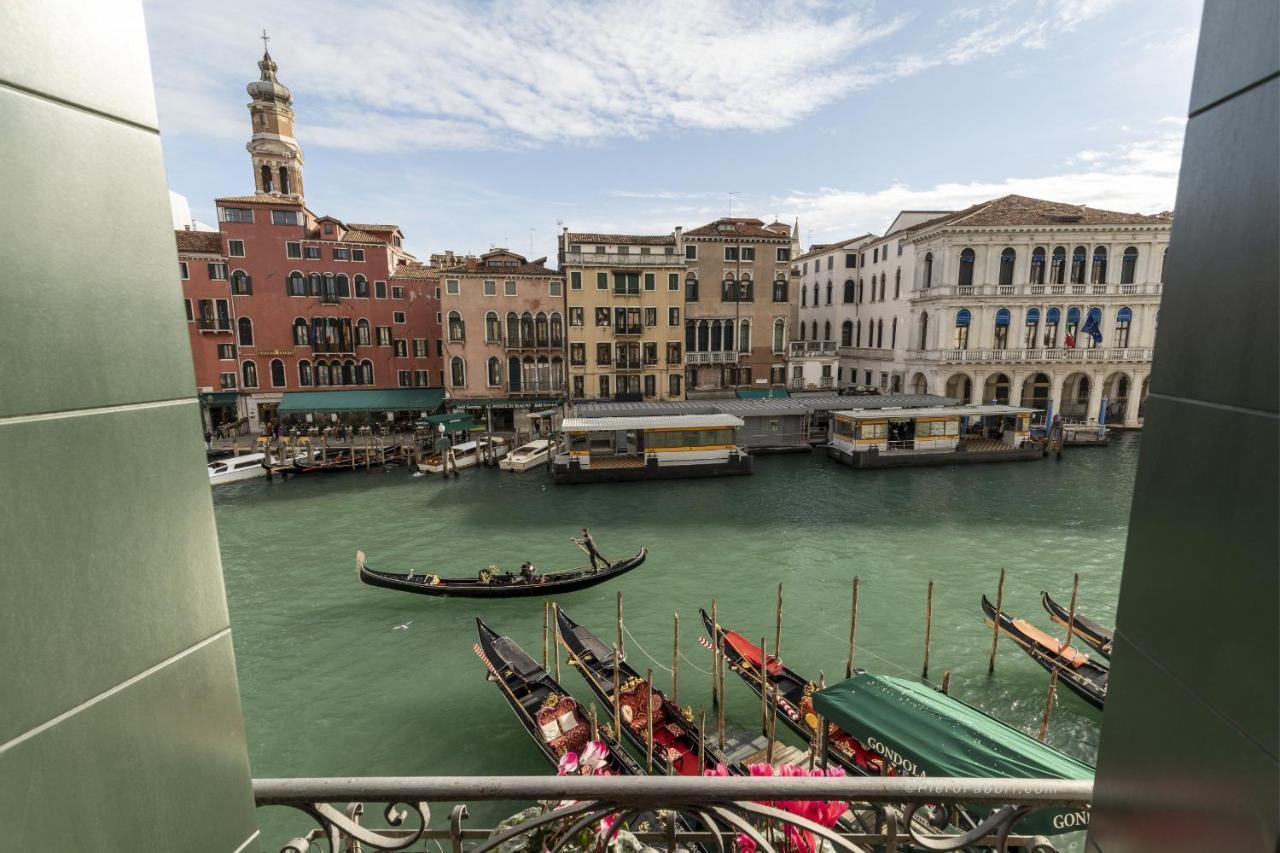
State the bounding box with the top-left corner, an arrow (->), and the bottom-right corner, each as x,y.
1041,591 -> 1114,657
417,436 -> 508,473
982,595 -> 1109,709
498,438 -> 557,472
207,453 -> 269,486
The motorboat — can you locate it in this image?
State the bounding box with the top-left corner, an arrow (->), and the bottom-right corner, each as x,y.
417,436 -> 508,474
498,439 -> 556,472
207,453 -> 268,486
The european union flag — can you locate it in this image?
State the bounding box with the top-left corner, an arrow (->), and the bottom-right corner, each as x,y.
1081,313 -> 1103,345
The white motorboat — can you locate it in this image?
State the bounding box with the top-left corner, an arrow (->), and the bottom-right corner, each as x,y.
498,439 -> 557,472
208,452 -> 268,485
417,437 -> 509,474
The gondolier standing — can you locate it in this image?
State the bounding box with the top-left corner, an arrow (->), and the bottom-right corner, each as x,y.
575,528 -> 607,572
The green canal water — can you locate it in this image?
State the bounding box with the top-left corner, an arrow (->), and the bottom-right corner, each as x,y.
214,435 -> 1140,843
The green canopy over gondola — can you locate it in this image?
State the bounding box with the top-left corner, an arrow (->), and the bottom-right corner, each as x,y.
812,672 -> 1093,836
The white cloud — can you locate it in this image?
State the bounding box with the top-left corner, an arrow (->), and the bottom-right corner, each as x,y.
144,0 -> 1125,152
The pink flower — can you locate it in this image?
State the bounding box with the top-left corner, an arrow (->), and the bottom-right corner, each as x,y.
703,762 -> 732,777
556,751 -> 579,776
736,832 -> 757,853
580,740 -> 609,774
746,763 -> 774,776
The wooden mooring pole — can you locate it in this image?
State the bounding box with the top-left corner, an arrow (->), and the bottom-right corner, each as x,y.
941,670 -> 951,695
552,602 -> 561,682
774,582 -> 783,659
698,706 -> 706,771
922,579 -> 934,680
671,612 -> 680,706
759,637 -> 769,734
612,644 -> 622,742
542,602 -> 549,669
988,567 -> 1006,674
645,668 -> 655,772
616,590 -> 624,661
710,599 -> 719,708
1039,573 -> 1080,741
845,576 -> 860,678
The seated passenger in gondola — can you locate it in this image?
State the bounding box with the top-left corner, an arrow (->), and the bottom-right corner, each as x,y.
519,562 -> 540,583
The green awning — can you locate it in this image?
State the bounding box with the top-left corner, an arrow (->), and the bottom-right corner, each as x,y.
736,388 -> 790,399
277,389 -> 444,414
416,413 -> 475,431
812,673 -> 1092,835
200,392 -> 239,406
449,397 -> 563,410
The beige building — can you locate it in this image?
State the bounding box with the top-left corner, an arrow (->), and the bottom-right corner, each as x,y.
437,248 -> 566,429
560,230 -> 688,401
682,218 -> 799,393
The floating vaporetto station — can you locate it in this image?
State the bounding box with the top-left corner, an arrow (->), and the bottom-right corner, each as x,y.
828,404 -> 1042,469
551,414 -> 751,483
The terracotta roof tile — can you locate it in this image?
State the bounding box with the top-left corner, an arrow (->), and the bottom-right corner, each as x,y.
346,223 -> 400,232
339,229 -> 386,245
215,194 -> 304,206
907,194 -> 1172,232
565,232 -> 675,246
685,218 -> 791,239
174,230 -> 223,254
389,262 -> 438,281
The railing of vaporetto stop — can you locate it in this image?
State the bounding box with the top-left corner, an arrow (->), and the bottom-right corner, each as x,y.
253,774 -> 1092,852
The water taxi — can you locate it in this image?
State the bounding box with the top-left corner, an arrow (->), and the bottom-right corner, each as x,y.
827,404 -> 1043,469
550,414 -> 751,483
1062,421 -> 1110,446
417,436 -> 508,474
207,452 -> 269,486
498,438 -> 557,472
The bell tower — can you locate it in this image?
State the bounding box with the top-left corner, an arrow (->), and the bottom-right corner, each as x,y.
245,32 -> 304,200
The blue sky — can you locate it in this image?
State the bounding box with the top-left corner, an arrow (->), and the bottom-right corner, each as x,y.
146,0 -> 1202,263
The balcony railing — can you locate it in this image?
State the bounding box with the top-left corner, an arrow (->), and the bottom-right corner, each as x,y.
562,251 -> 681,267
918,282 -> 1161,298
789,341 -> 838,357
320,292 -> 341,304
507,381 -> 564,395
686,350 -> 741,364
912,347 -> 1153,364
613,324 -> 643,336
504,337 -> 560,351
838,347 -> 894,360
253,774 -> 1093,853
311,341 -> 356,354
197,317 -> 232,332
613,357 -> 643,371
789,376 -> 835,390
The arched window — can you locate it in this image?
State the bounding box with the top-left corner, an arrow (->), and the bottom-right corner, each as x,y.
1115,306 -> 1133,347
521,312 -> 534,345
485,311 -> 500,342
918,312 -> 929,349
810,320 -> 818,341
685,320 -> 696,351
722,320 -> 733,352
354,275 -> 369,297
323,273 -> 337,300
360,360 -> 373,384
341,360 -> 355,385
1024,308 -> 1041,348
958,248 -> 975,287
825,282 -> 832,305
278,166 -> 291,195
1045,307 -> 1061,348
293,317 -> 308,346
843,280 -> 855,303
1030,247 -> 1046,284
876,319 -> 884,348
1051,247 -> 1067,285
550,313 -> 563,346
891,317 -> 898,348
1120,247 -> 1138,284
823,320 -> 831,342
993,307 -> 1011,348
923,253 -> 934,288
506,312 -> 520,346
879,273 -> 886,301
796,321 -> 804,341
894,268 -> 901,299
308,273 -> 322,296
288,271 -> 306,296
487,356 -> 502,386
335,274 -> 350,298
447,311 -> 465,342
1066,306 -> 1082,345
535,312 -> 549,347
1086,306 -> 1103,348
1160,248 -> 1167,283
739,319 -> 750,353
773,319 -> 785,353
238,316 -> 253,346
450,357 -> 466,387
841,320 -> 853,347
855,320 -> 862,348
1071,246 -> 1088,284
298,359 -> 312,386
1091,247 -> 1108,284
812,282 -> 820,306
999,248 -> 1015,286
772,278 -> 787,302
357,318 -> 370,346
698,321 -> 710,351
954,308 -> 971,349
241,360 -> 258,388
260,164 -> 273,193
315,361 -> 330,386
685,274 -> 699,302
270,358 -> 285,387
801,286 -> 807,308
550,357 -> 564,391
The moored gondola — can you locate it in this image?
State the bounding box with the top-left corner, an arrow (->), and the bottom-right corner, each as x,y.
356,538 -> 646,598
473,618 -> 643,776
698,609 -> 888,777
982,595 -> 1109,709
1041,591 -> 1114,657
556,607 -> 733,775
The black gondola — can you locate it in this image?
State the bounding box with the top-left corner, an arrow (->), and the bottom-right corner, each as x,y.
474,618 -> 643,776
555,607 -> 732,775
699,609 -> 888,777
357,545 -> 646,599
280,442 -> 403,475
1041,591 -> 1114,657
982,595 -> 1109,709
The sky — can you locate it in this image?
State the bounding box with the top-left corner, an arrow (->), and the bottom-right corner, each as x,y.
146,0 -> 1203,263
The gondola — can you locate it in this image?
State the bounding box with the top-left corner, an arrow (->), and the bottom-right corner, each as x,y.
1041,591 -> 1114,657
699,609 -> 888,777
284,442 -> 403,475
982,595 -> 1109,709
555,607 -> 733,775
473,619 -> 643,776
356,546 -> 646,599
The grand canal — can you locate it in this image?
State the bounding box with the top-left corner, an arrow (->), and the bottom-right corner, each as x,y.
215,435 -> 1140,841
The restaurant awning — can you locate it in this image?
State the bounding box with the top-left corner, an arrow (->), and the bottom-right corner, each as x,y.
415,412 -> 476,431
199,392 -> 238,407
449,397 -> 563,410
277,389 -> 444,413
812,673 -> 1092,835
736,388 -> 790,399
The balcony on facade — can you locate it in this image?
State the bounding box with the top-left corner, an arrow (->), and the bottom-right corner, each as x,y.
197,316 -> 232,332
506,380 -> 564,396
500,336 -> 562,351
790,376 -> 835,390
911,347 -> 1154,364
562,251 -> 680,267
789,340 -> 838,357
838,346 -> 895,361
921,282 -> 1162,299
310,341 -> 357,355
613,323 -> 643,336
686,351 -> 743,365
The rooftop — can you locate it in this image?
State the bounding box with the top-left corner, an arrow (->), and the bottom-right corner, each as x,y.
215,193 -> 304,206
562,413 -> 745,431
565,232 -> 676,246
833,404 -> 1038,419
684,218 -> 792,240
174,230 -> 222,254
904,194 -> 1172,234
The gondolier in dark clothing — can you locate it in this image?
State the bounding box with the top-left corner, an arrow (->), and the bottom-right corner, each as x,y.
575,528 -> 607,572
519,562 -> 539,583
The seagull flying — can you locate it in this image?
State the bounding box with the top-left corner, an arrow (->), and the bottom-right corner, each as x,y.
392,621 -> 413,631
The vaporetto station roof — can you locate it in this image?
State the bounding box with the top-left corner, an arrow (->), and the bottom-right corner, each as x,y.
561,414 -> 745,431
574,393 -> 958,420
832,404 -> 1039,420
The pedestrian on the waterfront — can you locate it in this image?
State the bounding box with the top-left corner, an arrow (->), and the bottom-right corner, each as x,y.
204,429 -> 212,449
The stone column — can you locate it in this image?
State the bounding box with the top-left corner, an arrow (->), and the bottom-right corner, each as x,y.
1047,369 -> 1064,425
1086,369 -> 1105,424
1124,370 -> 1143,427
